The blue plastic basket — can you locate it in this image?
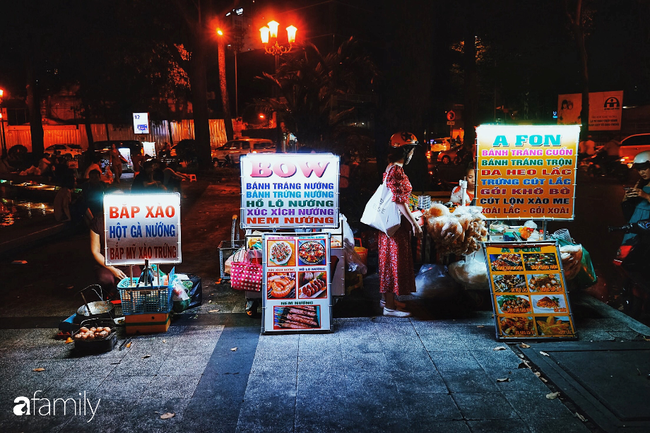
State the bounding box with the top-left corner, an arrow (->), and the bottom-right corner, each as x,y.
117,279 -> 172,315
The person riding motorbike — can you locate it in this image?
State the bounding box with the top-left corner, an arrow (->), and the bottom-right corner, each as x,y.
609,219 -> 650,320
621,151 -> 650,245
589,138 -> 620,172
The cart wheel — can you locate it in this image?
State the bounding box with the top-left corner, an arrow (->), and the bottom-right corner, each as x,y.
245,300 -> 259,317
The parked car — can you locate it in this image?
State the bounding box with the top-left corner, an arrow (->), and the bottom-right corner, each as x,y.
430,137 -> 453,152
437,143 -> 463,165
212,138 -> 276,165
619,133 -> 650,167
170,139 -> 199,165
427,137 -> 453,162
44,143 -> 83,160
437,142 -> 475,165
93,140 -> 144,172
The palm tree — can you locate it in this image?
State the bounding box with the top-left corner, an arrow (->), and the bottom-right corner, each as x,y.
256,37 -> 378,149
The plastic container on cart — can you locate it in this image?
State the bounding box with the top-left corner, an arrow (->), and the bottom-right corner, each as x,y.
72,318 -> 118,354
416,195 -> 432,210
117,278 -> 172,315
218,239 -> 245,280
218,214 -> 245,280
354,238 -> 368,267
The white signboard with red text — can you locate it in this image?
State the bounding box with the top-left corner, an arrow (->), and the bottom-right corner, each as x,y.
103,193 -> 182,265
262,233 -> 332,333
240,153 -> 340,229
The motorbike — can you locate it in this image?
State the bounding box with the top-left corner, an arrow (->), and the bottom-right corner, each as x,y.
608,219 -> 650,320
583,152 -> 630,182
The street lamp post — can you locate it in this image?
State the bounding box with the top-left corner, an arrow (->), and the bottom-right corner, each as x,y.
0,89 -> 6,158
216,28 -> 234,141
260,21 -> 297,72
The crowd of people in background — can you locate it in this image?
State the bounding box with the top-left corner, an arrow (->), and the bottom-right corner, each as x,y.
0,142 -> 196,234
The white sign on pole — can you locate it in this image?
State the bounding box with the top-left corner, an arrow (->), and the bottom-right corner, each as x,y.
103,193 -> 182,265
240,153 -> 340,229
133,112 -> 150,135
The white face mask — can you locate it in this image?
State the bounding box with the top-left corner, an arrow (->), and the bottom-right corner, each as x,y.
404,148 -> 415,165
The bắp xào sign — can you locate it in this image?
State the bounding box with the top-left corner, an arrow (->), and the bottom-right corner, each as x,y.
475,125 -> 580,220
103,193 -> 182,265
240,153 -> 340,229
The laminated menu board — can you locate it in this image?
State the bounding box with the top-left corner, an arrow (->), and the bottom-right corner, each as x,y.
262,233 -> 332,333
483,241 -> 577,340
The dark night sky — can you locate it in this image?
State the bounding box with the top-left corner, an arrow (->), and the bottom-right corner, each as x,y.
1,0 -> 649,134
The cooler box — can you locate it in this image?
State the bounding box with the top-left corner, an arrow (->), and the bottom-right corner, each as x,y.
124,313 -> 171,335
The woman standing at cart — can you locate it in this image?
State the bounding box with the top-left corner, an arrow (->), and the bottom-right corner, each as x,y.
379,132 -> 423,317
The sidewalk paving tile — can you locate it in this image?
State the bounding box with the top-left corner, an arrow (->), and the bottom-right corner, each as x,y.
96,374 -> 154,398
400,391 -> 463,421
467,419 -> 530,433
143,375 -> 202,399
440,370 -> 500,393
452,392 -> 519,420
236,391 -> 297,433
504,390 -> 578,420
527,417 -> 593,433
405,420 -> 471,433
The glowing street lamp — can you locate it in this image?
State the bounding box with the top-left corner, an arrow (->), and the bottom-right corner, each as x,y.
259,20 -> 297,70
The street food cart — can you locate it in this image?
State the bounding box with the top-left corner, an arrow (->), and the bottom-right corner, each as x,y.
474,124 -> 581,340
237,153 -> 341,332
103,192 -> 185,335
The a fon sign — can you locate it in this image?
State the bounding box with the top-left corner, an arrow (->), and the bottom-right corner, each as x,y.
475,125 -> 579,221
103,193 -> 182,265
240,153 -> 340,229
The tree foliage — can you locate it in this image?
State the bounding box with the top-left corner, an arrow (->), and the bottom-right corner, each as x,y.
256,37 -> 378,148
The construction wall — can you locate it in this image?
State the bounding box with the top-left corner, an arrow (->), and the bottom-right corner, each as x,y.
3,119 -> 228,152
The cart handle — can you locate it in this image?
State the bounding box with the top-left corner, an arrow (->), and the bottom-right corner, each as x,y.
77,284 -> 104,301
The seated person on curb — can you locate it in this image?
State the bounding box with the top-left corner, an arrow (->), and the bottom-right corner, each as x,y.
162,162 -> 192,192
54,175 -> 75,223
90,211 -> 140,299
81,169 -> 106,225
83,156 -> 103,180
132,159 -> 165,192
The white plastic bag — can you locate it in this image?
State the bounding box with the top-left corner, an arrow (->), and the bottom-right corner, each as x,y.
171,278 -> 190,301
361,182 -> 401,236
343,240 -> 368,275
448,251 -> 489,291
560,244 -> 583,280
414,264 -> 462,299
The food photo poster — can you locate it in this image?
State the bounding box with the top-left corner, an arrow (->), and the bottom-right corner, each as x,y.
262,233 -> 332,333
484,242 -> 577,340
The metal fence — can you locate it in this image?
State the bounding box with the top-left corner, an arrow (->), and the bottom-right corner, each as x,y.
3,119 -> 228,152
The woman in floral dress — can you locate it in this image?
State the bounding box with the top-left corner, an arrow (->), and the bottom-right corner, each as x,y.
379,132 -> 423,317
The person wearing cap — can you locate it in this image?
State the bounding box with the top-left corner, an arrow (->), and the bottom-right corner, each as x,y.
622,151 -> 650,244
378,132 -> 424,317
